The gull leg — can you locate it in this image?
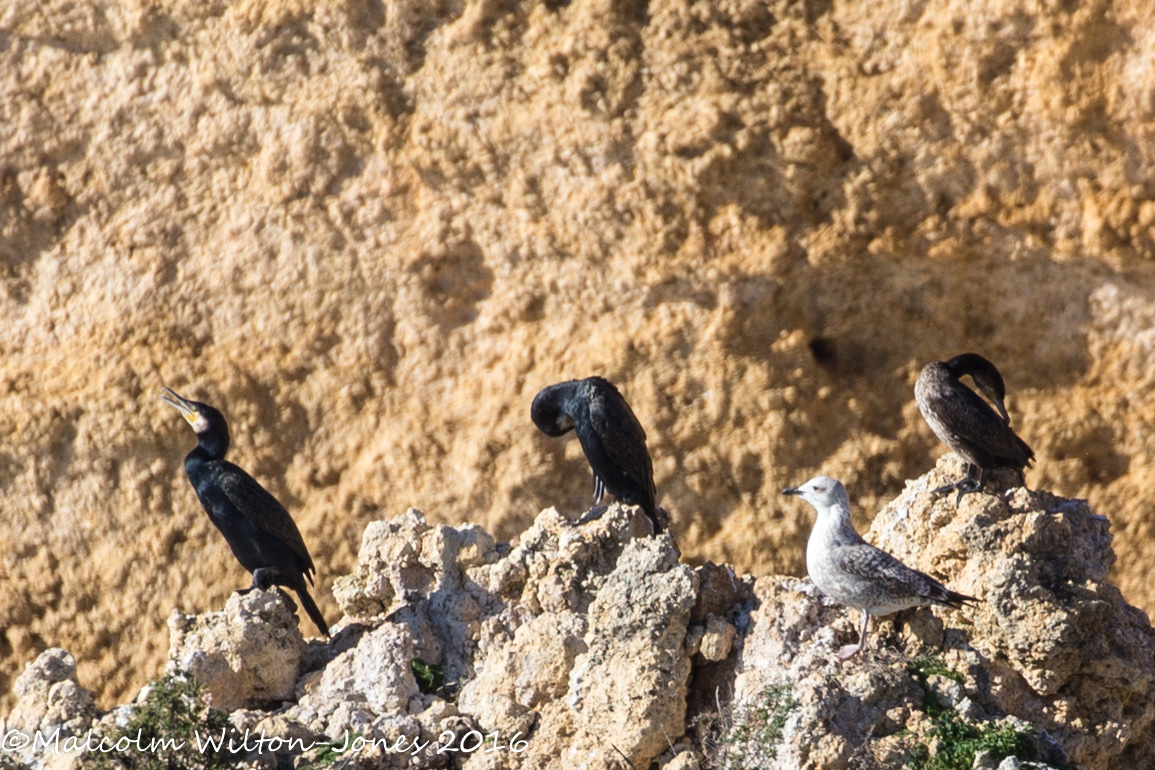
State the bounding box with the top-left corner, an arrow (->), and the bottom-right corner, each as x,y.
838,610 -> 870,660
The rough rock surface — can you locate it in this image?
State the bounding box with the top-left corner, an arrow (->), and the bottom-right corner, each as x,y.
323,504 -> 697,769
4,463 -> 1154,769
4,0 -> 1155,709
3,649 -> 96,768
460,510 -> 696,769
875,456 -> 1155,769
166,589 -> 307,711
728,455 -> 1154,770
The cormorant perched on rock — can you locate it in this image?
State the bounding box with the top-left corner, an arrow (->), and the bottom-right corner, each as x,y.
915,353 -> 1034,504
783,476 -> 977,660
161,388 -> 329,637
531,376 -> 662,533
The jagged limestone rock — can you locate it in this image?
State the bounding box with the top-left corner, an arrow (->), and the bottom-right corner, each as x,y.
724,455 -> 1153,770
166,589 -> 305,711
460,504 -> 697,770
6,462 -> 1154,770
289,622 -> 422,737
872,454 -> 1155,770
4,649 -> 96,769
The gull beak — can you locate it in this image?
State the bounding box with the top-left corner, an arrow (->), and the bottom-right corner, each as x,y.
783,487 -> 801,496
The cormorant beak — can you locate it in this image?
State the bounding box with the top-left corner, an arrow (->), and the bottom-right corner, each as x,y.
161,387 -> 201,427
987,394 -> 1012,425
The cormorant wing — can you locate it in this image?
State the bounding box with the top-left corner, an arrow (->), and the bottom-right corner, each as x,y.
941,384 -> 1034,465
588,383 -> 657,505
218,467 -> 317,579
831,543 -> 952,605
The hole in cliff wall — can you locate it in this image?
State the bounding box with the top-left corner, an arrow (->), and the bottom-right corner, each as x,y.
412,239 -> 495,332
808,336 -> 836,368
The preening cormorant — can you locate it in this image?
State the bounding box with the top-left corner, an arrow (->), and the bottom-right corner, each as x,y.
783,476 -> 977,660
914,353 -> 1034,504
161,388 -> 329,637
530,377 -> 661,533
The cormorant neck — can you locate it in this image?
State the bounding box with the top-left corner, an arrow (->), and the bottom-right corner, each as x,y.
946,354 -> 1006,397
192,429 -> 229,461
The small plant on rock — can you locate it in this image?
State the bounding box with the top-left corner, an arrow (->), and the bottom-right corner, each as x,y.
905,655 -> 1037,770
83,674 -> 242,770
709,685 -> 796,769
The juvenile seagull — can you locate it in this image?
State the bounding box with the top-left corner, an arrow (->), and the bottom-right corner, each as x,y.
783,476 -> 976,660
530,376 -> 661,533
915,353 -> 1034,504
162,387 -> 329,637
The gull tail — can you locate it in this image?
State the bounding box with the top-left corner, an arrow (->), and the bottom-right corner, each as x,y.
939,587 -> 980,610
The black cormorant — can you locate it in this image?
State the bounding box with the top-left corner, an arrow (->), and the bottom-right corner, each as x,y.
161,388 -> 329,637
914,353 -> 1034,504
530,377 -> 662,533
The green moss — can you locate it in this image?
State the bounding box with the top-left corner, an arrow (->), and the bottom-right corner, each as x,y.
304,732 -> 361,768
904,657 -> 1038,770
714,685 -> 796,770
906,654 -> 965,720
913,714 -> 1037,770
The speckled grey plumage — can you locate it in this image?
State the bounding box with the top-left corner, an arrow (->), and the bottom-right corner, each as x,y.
783,476 -> 976,660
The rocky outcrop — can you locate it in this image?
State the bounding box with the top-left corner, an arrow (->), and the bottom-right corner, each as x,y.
730,456 -> 1154,769
2,649 -> 95,769
324,505 -> 698,769
166,589 -> 307,712
879,457 -> 1155,768
4,459 -> 1154,769
460,512 -> 695,768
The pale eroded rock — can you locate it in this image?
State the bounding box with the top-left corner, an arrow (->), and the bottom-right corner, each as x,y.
723,455 -> 1152,770
6,465 -> 1155,770
166,589 -> 305,711
4,649 -> 96,768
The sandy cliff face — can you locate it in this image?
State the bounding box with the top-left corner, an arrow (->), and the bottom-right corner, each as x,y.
2,0 -> 1155,707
